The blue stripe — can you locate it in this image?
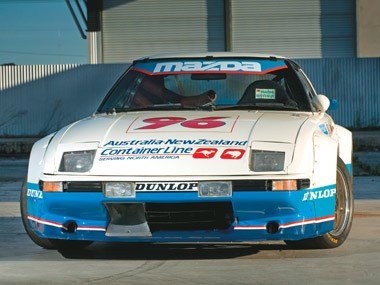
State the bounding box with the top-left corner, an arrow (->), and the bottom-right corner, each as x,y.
27,182 -> 40,190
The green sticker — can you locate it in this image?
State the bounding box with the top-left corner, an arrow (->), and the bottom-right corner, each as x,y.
255,88 -> 276,100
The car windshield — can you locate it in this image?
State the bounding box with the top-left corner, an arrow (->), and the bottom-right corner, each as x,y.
98,58 -> 312,113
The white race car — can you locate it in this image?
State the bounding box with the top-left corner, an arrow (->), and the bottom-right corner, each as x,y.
21,53 -> 353,250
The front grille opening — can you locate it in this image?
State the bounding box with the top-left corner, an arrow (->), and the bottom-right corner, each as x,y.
145,202 -> 234,232
61,179 -> 310,193
63,181 -> 102,192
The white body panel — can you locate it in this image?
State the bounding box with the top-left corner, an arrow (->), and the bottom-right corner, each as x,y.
32,109 -> 351,186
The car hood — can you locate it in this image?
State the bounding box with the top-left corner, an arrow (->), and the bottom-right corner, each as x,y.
44,110 -> 310,176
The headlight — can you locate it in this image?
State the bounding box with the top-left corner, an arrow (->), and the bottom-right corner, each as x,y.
104,182 -> 135,198
198,181 -> 232,197
59,150 -> 96,172
250,150 -> 285,172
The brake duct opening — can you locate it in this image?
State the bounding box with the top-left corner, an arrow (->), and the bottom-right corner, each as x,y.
104,203 -> 152,237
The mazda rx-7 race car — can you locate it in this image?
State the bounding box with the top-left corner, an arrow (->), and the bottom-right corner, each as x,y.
21,53 -> 353,250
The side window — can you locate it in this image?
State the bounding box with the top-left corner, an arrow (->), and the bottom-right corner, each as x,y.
98,70 -> 141,111
299,69 -> 317,97
292,66 -> 318,111
274,65 -> 312,111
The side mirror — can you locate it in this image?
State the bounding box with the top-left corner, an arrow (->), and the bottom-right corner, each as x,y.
312,94 -> 330,113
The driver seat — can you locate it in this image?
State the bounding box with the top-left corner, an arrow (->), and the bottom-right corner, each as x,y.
238,80 -> 289,105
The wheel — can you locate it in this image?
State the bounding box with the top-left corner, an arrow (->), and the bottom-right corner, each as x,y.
285,157 -> 354,249
20,179 -> 93,250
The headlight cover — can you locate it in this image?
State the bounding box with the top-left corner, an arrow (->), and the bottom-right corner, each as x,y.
198,181 -> 232,197
250,150 -> 285,172
59,150 -> 96,172
104,182 -> 135,198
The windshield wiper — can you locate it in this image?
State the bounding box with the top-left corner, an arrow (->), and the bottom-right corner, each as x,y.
97,106 -> 175,114
111,103 -> 216,113
100,103 -> 298,114
99,103 -> 215,114
216,103 -> 299,111
181,103 -> 216,111
122,103 -> 184,112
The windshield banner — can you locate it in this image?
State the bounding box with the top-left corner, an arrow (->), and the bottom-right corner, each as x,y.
133,59 -> 287,75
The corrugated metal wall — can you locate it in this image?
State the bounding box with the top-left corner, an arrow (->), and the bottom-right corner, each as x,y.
0,59 -> 380,136
319,0 -> 356,57
99,0 -> 355,63
0,64 -> 79,91
0,64 -> 129,137
232,0 -> 321,57
231,0 -> 356,58
297,58 -> 380,128
102,0 -> 225,63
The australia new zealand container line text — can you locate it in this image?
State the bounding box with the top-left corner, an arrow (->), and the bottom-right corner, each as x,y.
103,139 -> 248,147
99,139 -> 247,161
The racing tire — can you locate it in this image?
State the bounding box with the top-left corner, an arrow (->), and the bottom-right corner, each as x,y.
285,157 -> 354,249
20,179 -> 93,250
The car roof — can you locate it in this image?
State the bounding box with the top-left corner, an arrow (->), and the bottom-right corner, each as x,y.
136,52 -> 287,61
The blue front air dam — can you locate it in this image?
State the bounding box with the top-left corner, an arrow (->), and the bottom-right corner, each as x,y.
26,182 -> 336,242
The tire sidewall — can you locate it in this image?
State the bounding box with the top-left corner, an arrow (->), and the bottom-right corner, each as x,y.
21,179 -> 93,250
285,157 -> 354,249
322,158 -> 354,247
20,179 -> 56,249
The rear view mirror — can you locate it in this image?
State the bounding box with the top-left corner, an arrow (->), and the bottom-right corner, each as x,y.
312,94 -> 330,113
191,73 -> 226,80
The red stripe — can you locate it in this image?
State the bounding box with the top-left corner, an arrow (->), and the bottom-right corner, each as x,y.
234,226 -> 266,230
234,215 -> 335,230
77,226 -> 106,230
28,215 -> 63,227
126,116 -> 140,133
281,215 -> 335,228
229,115 -> 240,133
27,215 -> 106,231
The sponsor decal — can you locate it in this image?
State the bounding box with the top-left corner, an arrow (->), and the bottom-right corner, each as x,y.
99,139 -> 247,161
302,188 -> 336,201
135,182 -> 198,191
192,148 -> 217,159
27,189 -> 43,199
104,139 -> 247,147
99,146 -> 248,161
153,61 -> 261,73
220,149 -> 245,159
99,146 -> 192,161
127,116 -> 240,133
133,59 -> 288,75
135,117 -> 227,130
104,139 -> 164,146
319,123 -> 329,135
319,123 -> 333,135
255,89 -> 276,100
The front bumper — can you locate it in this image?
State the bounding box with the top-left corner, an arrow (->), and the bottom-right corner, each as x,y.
26,182 -> 336,242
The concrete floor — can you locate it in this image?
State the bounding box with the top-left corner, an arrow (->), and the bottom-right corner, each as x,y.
0,158 -> 379,285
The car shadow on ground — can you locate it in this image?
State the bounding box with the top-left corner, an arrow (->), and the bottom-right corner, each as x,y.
58,242 -> 297,260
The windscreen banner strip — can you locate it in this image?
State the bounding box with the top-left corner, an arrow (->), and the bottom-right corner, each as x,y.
133,59 -> 288,75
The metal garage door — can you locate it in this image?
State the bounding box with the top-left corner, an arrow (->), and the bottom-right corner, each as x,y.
231,0 -> 356,58
102,0 -> 225,63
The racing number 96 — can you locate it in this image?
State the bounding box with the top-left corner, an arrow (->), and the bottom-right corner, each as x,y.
136,117 -> 227,130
